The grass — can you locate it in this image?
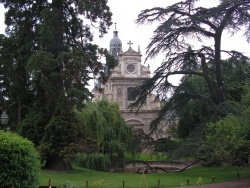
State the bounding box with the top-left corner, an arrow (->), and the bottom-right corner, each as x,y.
40,165 -> 250,188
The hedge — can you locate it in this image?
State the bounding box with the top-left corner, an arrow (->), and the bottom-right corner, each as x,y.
0,131 -> 40,187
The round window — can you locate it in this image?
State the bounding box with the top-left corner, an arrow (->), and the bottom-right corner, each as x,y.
127,64 -> 135,73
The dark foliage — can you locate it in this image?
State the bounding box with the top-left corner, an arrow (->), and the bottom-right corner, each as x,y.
0,0 -> 116,170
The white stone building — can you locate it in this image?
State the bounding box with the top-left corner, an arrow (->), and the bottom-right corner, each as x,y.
92,27 -> 170,140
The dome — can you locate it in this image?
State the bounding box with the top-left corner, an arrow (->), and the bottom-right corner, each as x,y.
110,31 -> 122,46
110,30 -> 122,58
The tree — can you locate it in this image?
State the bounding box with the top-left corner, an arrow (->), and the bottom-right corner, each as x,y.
132,0 -> 250,135
221,57 -> 250,102
0,0 -> 116,169
161,58 -> 249,161
172,56 -> 250,139
173,75 -> 213,138
75,100 -> 133,165
201,86 -> 250,165
134,0 -> 250,106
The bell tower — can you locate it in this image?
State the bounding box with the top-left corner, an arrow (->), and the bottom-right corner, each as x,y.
109,23 -> 122,58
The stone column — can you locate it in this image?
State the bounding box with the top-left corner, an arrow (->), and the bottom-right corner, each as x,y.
122,85 -> 126,108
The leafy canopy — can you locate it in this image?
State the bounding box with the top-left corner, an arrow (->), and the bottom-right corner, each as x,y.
133,0 -> 250,126
135,0 -> 250,107
75,100 -> 133,158
0,0 -> 116,170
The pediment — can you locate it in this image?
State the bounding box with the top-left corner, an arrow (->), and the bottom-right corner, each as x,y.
120,47 -> 141,56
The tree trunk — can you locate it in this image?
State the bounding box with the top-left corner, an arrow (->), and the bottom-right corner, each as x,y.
198,53 -> 219,103
214,32 -> 226,103
18,100 -> 21,123
202,160 -> 216,167
43,157 -> 73,170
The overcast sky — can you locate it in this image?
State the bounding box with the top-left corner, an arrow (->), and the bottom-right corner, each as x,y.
1,0 -> 250,84
96,0 -> 250,63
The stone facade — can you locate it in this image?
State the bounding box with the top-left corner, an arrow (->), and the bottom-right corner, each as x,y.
92,27 -> 170,140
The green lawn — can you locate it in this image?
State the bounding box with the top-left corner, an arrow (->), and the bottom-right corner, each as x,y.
40,165 -> 250,188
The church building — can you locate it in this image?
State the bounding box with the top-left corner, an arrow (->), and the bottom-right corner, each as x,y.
92,26 -> 169,140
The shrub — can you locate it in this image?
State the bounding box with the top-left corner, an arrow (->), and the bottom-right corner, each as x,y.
0,131 -> 40,187
202,110 -> 250,166
75,153 -> 110,171
155,138 -> 179,152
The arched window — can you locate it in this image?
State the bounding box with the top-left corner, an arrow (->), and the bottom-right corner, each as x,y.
127,87 -> 136,101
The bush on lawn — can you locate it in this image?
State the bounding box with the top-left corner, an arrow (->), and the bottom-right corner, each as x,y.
75,153 -> 110,171
0,131 -> 40,187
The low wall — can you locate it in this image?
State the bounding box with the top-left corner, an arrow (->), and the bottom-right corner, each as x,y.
112,161 -> 192,173
124,161 -> 190,169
